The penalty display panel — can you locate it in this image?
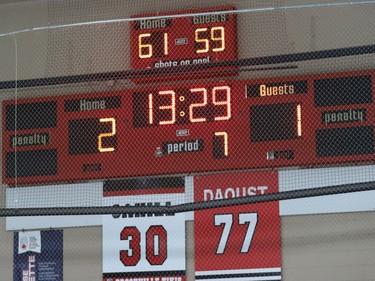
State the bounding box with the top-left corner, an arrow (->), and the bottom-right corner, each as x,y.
2,69 -> 375,186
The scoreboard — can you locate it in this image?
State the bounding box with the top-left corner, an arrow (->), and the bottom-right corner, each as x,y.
130,6 -> 237,81
2,69 -> 375,186
2,6 -> 375,186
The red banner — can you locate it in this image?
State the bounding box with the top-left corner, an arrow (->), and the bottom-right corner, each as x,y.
194,171 -> 281,280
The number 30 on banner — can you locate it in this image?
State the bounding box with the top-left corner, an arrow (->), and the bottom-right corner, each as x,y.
103,213 -> 185,276
120,225 -> 167,266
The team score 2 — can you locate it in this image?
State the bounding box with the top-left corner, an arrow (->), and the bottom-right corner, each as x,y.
120,225 -> 167,266
214,212 -> 258,254
98,118 -> 116,152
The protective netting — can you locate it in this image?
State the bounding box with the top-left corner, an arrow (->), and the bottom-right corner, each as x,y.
2,1 -> 375,281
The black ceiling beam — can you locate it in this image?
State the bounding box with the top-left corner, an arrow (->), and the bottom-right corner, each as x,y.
1,44 -> 375,90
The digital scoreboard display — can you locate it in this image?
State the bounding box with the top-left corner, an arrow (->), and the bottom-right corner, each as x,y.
130,6 -> 237,81
3,69 -> 375,185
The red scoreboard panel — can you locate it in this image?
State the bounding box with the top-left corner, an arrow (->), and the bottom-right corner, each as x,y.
130,6 -> 237,81
3,69 -> 375,185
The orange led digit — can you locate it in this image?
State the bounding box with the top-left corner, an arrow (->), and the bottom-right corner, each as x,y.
213,86 -> 231,121
148,93 -> 154,124
98,118 -> 116,152
139,33 -> 152,58
211,26 -> 225,52
163,32 -> 168,55
189,88 -> 208,123
195,28 -> 209,54
159,90 -> 176,125
297,104 -> 302,137
215,131 -> 228,156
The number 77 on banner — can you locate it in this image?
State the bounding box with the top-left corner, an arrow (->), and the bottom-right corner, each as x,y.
194,171 -> 282,281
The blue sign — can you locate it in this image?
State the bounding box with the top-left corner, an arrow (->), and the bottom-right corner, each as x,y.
14,230 -> 63,281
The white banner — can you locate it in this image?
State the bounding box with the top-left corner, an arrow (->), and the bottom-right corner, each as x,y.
103,213 -> 186,274
18,231 -> 41,254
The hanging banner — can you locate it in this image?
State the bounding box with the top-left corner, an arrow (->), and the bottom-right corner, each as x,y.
18,231 -> 41,254
103,176 -> 186,281
14,230 -> 63,281
194,171 -> 281,281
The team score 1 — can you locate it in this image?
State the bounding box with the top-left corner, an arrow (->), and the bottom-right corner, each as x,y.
214,212 -> 258,254
120,225 -> 167,266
